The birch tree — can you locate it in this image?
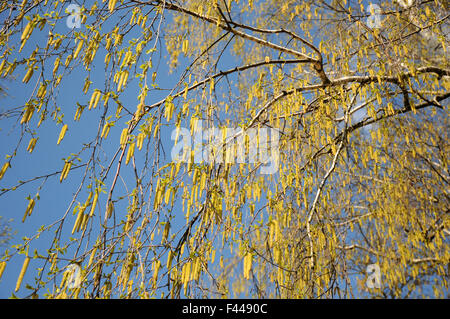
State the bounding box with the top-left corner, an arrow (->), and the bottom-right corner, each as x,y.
0,0 -> 448,298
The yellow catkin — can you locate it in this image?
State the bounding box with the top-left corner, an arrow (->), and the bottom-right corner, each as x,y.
101,123 -> 110,139
83,79 -> 91,94
244,253 -> 252,279
92,90 -> 102,109
162,222 -> 170,243
122,70 -> 129,87
22,199 -> 35,222
72,210 -> 83,234
88,91 -> 98,109
106,202 -> 114,219
164,187 -> 171,205
104,53 -> 111,66
243,254 -> 248,279
57,124 -> 68,145
0,261 -> 6,280
15,257 -> 30,292
0,60 -> 6,74
63,162 -> 71,181
182,262 -> 190,285
37,83 -> 47,98
21,21 -> 32,41
53,57 -> 60,76
20,106 -> 34,124
80,213 -> 90,231
19,22 -> 33,52
137,133 -> 145,150
117,72 -> 124,91
85,192 -> 93,206
106,38 -> 112,51
59,270 -> 69,288
0,162 -> 10,180
22,67 -> 34,83
190,258 -> 198,281
109,0 -> 117,12
73,39 -> 84,59
125,142 -> 135,165
120,128 -> 128,147
182,39 -> 188,54
121,51 -> 131,68
103,93 -> 110,107
76,211 -> 86,233
87,247 -> 97,269
65,54 -> 72,67
89,191 -> 99,217
117,70 -> 129,92
60,162 -> 68,183
152,260 -> 161,283
166,250 -> 173,270
74,287 -> 81,299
